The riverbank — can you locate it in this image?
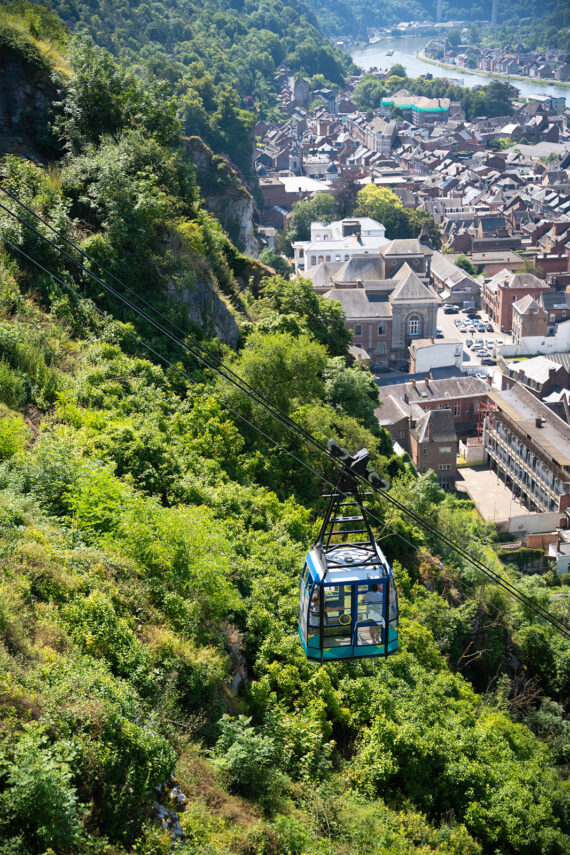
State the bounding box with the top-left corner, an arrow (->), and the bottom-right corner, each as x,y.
417,49 -> 570,91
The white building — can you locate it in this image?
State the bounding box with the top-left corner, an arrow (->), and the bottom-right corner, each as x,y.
409,338 -> 463,373
292,217 -> 388,275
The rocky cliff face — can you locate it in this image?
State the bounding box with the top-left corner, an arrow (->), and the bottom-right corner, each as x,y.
182,136 -> 258,258
0,26 -> 60,160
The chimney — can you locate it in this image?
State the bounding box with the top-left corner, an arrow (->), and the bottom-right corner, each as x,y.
403,392 -> 409,403
424,377 -> 429,388
411,379 -> 417,388
535,417 -> 544,427
486,374 -> 493,386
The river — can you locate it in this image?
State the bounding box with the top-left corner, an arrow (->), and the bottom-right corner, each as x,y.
351,35 -> 568,105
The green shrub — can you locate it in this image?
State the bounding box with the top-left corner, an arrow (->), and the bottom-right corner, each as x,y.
0,414 -> 29,459
211,715 -> 283,800
0,727 -> 82,853
0,362 -> 27,410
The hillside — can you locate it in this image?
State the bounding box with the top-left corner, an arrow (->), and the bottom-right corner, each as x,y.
27,0 -> 353,110
0,5 -> 569,855
304,0 -> 561,38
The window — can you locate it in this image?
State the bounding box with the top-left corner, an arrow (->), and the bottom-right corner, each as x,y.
377,342 -> 385,355
513,295 -> 517,302
311,256 -> 316,265
465,405 -> 471,415
437,404 -> 443,410
325,255 -> 331,262
318,255 -> 324,263
439,446 -> 452,454
454,402 -> 461,416
378,323 -> 386,336
439,463 -> 451,471
421,464 -> 428,472
299,248 -> 304,258
353,324 -> 362,336
398,430 -> 406,438
407,316 -> 421,337
422,446 -> 428,455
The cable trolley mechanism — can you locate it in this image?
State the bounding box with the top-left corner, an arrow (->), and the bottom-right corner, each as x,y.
298,443 -> 399,662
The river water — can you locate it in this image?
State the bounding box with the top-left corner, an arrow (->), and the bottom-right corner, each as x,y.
351,36 -> 568,105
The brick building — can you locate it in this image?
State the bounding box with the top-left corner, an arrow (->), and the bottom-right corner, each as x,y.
376,375 -> 489,445
410,408 -> 457,490
512,295 -> 548,342
481,269 -> 550,331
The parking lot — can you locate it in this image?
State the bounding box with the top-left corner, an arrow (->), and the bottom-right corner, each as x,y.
436,306 -> 513,369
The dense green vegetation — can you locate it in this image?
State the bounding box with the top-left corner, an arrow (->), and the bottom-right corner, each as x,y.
491,1 -> 570,52
279,185 -> 442,252
0,4 -> 569,855
304,0 -> 561,39
7,0 -> 353,138
353,72 -> 516,122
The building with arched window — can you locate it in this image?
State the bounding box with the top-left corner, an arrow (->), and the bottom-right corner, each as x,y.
322,261 -> 439,368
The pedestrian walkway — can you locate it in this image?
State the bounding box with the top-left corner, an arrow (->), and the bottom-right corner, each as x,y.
455,465 -> 530,523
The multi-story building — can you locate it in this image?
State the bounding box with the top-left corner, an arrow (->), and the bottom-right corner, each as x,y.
292,217 -> 387,275
483,382 -> 570,514
323,264 -> 439,367
376,375 -> 489,442
409,408 -> 457,490
380,95 -> 450,125
512,295 -> 548,342
365,117 -> 397,156
502,355 -> 569,398
481,269 -> 550,331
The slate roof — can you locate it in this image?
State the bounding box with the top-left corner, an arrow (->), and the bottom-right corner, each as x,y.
332,256 -> 385,284
382,238 -> 429,256
506,355 -> 564,385
375,376 -> 487,427
513,295 -> 543,314
488,381 -> 570,466
412,409 -> 456,444
390,266 -> 439,303
323,288 -> 392,319
305,261 -> 343,289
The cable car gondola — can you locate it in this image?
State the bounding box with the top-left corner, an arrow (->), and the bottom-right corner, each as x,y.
298,444 -> 398,662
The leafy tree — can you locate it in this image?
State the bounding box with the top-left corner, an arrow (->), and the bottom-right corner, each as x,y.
0,727 -> 82,852
455,255 -> 477,276
323,357 -> 380,433
259,247 -> 293,278
352,74 -> 386,111
447,28 -> 462,47
56,39 -> 180,155
286,193 -> 336,243
252,275 -> 351,356
332,171 -> 360,219
388,62 -> 406,78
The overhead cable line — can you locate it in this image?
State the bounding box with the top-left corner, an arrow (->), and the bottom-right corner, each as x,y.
1,194 -> 568,638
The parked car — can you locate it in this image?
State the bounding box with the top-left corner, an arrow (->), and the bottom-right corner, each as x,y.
481,357 -> 496,365
485,323 -> 493,332
478,349 -> 491,358
486,339 -> 494,348
475,338 -> 484,347
466,338 -> 473,348
496,339 -> 504,346
435,327 -> 444,338
444,305 -> 459,314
